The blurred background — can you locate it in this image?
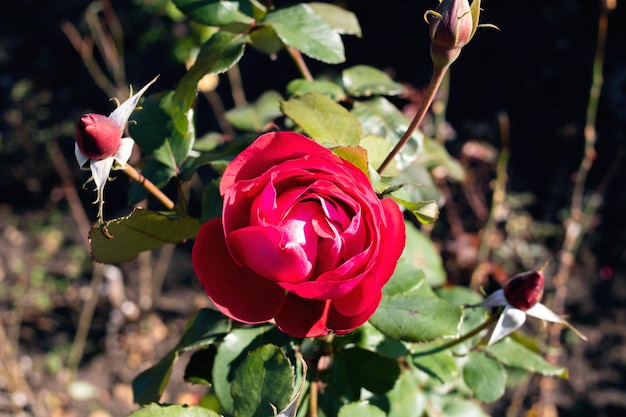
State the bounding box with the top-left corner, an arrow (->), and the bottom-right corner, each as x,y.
1,0 -> 625,416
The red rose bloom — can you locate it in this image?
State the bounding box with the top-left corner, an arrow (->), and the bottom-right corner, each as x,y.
192,131 -> 405,338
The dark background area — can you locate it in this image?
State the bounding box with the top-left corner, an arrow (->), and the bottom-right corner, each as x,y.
1,0 -> 625,416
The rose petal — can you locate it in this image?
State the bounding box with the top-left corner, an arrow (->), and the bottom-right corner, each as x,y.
525,302 -> 563,323
371,197 -> 406,285
476,289 -> 507,308
279,250 -> 369,299
274,295 -> 331,338
89,157 -> 115,204
112,138 -> 135,168
327,291 -> 382,335
75,143 -> 90,169
192,218 -> 286,323
108,76 -> 159,131
228,225 -> 313,283
220,131 -> 331,193
332,197 -> 405,316
488,305 -> 527,346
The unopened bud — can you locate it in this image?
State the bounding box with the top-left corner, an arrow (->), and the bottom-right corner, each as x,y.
76,114 -> 122,160
427,0 -> 474,68
504,270 -> 544,311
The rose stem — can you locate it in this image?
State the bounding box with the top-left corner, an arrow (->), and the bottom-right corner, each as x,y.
287,47 -> 314,82
377,66 -> 448,174
122,163 -> 176,211
412,312 -> 499,357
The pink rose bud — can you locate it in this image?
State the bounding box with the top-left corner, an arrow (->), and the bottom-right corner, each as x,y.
427,0 -> 474,68
504,270 -> 545,311
75,114 -> 122,161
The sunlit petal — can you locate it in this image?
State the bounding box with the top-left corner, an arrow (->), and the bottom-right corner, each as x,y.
108,76 -> 159,131
525,302 -> 563,323
476,289 -> 507,308
89,157 -> 115,203
488,305 -> 527,346
75,143 -> 90,169
113,138 -> 135,169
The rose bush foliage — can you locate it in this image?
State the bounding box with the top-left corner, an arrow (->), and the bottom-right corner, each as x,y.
69,1 -> 587,414
192,131 -> 405,338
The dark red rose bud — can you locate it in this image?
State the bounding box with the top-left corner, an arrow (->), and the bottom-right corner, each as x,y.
504,270 -> 544,311
427,0 -> 474,69
76,114 -> 122,160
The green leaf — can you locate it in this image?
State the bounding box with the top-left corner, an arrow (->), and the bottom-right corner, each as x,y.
173,32 -> 248,124
359,134 -> 396,175
249,0 -> 268,21
225,90 -> 283,132
436,286 -> 486,335
338,402 -> 385,417
336,347 -> 400,395
384,370 -> 426,417
402,221 -> 446,287
264,4 -> 345,64
286,79 -> 346,101
462,351 -> 506,403
411,343 -> 459,384
342,65 -> 405,97
381,260 -> 425,297
193,132 -> 224,152
89,208 -> 201,264
212,326 -> 285,414
351,97 -> 422,171
485,337 -> 568,378
184,346 -> 216,386
307,2 -> 361,37
276,355 -> 308,417
417,137 -> 466,182
173,0 -> 253,26
179,140 -> 249,182
431,396 -> 489,417
370,267 -> 461,342
332,146 -> 369,177
388,163 -> 442,204
127,403 -> 222,417
130,91 -> 194,173
350,323 -> 409,359
132,309 -> 230,404
200,179 -> 223,223
231,344 -> 295,417
392,195 -> 439,225
370,292 -> 462,343
280,92 -> 361,146
249,25 -> 284,56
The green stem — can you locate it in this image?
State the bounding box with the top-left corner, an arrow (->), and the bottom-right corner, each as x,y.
377,65 -> 449,174
412,312 -> 499,357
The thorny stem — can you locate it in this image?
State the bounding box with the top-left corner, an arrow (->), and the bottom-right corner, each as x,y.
377,66 -> 448,174
227,63 -> 247,107
538,2 -> 614,415
122,163 -> 176,211
413,312 -> 500,357
288,47 -> 314,82
433,71 -> 450,145
308,334 -> 334,417
471,113 -> 511,289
